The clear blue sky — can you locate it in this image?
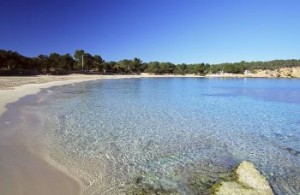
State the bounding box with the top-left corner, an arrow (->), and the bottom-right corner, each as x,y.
1,0 -> 300,64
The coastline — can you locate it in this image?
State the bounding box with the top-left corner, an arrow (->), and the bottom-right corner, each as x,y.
0,74 -> 107,116
0,74 -> 212,116
0,75 -> 107,195
0,74 -> 205,195
0,73 -> 298,194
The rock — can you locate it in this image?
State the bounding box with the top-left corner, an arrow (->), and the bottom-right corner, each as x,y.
213,181 -> 258,194
284,147 -> 300,156
159,178 -> 178,192
212,161 -> 274,195
125,175 -> 179,194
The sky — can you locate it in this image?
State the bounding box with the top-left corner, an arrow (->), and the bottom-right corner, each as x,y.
1,0 -> 300,64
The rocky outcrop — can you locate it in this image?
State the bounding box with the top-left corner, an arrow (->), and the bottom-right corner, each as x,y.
212,161 -> 273,195
253,66 -> 300,78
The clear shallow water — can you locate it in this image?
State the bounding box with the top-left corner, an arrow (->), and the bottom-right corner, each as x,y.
36,78 -> 300,194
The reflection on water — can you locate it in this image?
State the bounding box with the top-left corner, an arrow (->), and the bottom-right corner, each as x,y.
36,78 -> 300,194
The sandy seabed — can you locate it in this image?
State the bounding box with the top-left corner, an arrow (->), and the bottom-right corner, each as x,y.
0,74 -> 206,195
1,72 -> 296,194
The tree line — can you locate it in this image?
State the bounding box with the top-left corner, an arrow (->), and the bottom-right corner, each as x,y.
0,49 -> 299,75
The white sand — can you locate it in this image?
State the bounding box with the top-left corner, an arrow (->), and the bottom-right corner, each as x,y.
0,75 -> 108,195
0,74 -> 207,116
0,75 -> 103,116
0,74 -> 206,195
1,72 -> 293,194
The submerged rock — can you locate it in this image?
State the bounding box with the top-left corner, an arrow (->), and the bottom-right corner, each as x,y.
212,161 -> 274,195
284,147 -> 300,156
124,174 -> 179,195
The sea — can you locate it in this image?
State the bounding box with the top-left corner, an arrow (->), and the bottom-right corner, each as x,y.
4,78 -> 300,194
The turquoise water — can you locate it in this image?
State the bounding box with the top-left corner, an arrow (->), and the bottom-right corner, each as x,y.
38,78 -> 300,194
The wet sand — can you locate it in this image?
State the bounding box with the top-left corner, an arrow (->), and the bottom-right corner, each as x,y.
0,74 -> 205,195
0,75 -> 106,195
0,96 -> 82,195
0,74 -> 298,194
0,124 -> 80,195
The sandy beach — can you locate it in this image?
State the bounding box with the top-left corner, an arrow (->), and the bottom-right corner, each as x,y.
0,74 -> 206,195
0,75 -> 107,195
0,73 -> 298,195
0,74 -> 208,116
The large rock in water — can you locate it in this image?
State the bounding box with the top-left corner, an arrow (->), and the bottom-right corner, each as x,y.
212,161 -> 274,195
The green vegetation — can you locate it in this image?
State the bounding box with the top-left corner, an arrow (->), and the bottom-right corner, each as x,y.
0,49 -> 299,75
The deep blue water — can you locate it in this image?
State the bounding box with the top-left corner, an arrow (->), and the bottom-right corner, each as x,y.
39,78 -> 300,194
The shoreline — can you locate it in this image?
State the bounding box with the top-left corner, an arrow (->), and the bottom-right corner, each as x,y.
0,73 -> 213,115
0,75 -> 108,195
0,74 -> 206,195
0,74 -> 297,194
